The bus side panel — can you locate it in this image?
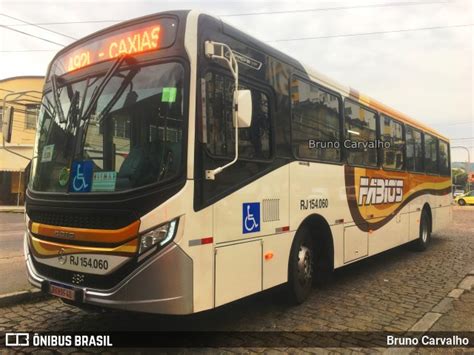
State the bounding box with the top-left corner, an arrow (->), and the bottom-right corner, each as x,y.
262,231 -> 294,290
215,240 -> 262,307
432,192 -> 452,233
289,162 -> 347,268
369,205 -> 409,256
212,166 -> 290,244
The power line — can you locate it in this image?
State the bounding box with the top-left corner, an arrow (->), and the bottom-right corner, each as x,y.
0,49 -> 56,53
267,23 -> 474,42
0,13 -> 77,40
2,1 -> 448,27
0,24 -> 66,46
2,21 -> 472,52
221,0 -> 448,17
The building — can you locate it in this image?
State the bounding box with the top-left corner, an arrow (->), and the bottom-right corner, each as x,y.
0,76 -> 44,205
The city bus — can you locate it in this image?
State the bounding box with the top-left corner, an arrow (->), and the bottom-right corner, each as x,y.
15,10 -> 452,314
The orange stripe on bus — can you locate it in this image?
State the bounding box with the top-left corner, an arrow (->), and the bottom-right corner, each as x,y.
30,235 -> 138,258
30,220 -> 140,244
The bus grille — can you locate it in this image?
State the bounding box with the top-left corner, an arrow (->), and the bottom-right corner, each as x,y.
27,210 -> 136,230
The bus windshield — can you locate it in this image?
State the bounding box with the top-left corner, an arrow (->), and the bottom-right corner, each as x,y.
31,61 -> 185,193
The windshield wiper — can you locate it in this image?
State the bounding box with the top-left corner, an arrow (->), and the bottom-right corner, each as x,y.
51,74 -> 66,123
97,67 -> 140,122
81,55 -> 132,121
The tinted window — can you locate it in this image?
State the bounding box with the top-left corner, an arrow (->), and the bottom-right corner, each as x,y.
204,72 -> 271,160
344,101 -> 377,167
31,62 -> 185,193
291,78 -> 341,162
424,133 -> 438,174
406,126 -> 423,172
381,115 -> 404,170
439,140 -> 450,176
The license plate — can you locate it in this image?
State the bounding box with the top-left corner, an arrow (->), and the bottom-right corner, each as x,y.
49,283 -> 76,301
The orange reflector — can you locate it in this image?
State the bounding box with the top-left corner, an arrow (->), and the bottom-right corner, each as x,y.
264,251 -> 274,260
368,229 -> 373,234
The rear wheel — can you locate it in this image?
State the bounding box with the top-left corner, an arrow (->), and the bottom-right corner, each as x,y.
458,199 -> 466,206
287,226 -> 314,304
413,209 -> 431,251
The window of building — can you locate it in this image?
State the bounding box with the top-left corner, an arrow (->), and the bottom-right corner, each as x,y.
25,104 -> 39,129
380,115 -> 404,170
0,106 -> 3,126
344,100 -> 378,167
406,126 -> 423,172
291,78 -> 341,162
204,72 -> 271,160
424,133 -> 439,174
113,116 -> 131,138
439,140 -> 450,176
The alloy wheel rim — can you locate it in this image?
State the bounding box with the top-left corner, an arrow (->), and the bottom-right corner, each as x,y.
297,245 -> 313,285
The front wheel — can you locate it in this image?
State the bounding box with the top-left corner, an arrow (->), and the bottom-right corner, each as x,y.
287,226 -> 314,304
413,210 -> 431,251
458,199 -> 466,206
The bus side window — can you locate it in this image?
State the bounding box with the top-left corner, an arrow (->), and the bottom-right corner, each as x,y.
406,126 -> 424,172
204,72 -> 271,160
290,78 -> 341,162
424,133 -> 439,174
344,100 -> 378,167
380,115 -> 404,170
438,140 -> 450,176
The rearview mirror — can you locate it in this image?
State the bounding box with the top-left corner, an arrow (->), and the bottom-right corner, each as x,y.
2,106 -> 14,143
233,90 -> 252,128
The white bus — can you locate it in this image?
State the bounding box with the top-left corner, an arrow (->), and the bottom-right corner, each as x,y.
16,10 -> 452,314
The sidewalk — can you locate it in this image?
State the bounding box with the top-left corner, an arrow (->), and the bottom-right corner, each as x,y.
0,209 -> 36,303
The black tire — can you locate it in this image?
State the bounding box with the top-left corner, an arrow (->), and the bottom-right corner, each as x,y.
458,199 -> 466,206
413,209 -> 431,251
287,225 -> 314,304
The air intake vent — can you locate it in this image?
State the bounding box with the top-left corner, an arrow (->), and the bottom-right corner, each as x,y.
263,199 -> 280,222
28,210 -> 136,230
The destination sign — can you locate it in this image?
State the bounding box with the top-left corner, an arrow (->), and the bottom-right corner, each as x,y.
50,17 -> 178,76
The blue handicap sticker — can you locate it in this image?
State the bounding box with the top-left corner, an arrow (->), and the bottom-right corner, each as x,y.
70,160 -> 93,192
243,202 -> 260,234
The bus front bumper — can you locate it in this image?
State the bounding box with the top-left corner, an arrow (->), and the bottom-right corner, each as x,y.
25,235 -> 194,314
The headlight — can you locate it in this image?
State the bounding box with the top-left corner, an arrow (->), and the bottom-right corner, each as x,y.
139,219 -> 178,255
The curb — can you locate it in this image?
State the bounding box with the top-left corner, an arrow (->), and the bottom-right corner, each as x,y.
0,289 -> 50,308
0,208 -> 25,214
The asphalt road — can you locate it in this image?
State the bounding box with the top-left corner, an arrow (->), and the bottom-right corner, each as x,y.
0,213 -> 29,294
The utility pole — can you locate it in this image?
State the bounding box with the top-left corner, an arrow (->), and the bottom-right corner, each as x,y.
451,146 -> 471,191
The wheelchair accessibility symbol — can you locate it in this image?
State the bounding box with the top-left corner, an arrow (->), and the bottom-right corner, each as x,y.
243,202 -> 260,234
70,160 -> 93,192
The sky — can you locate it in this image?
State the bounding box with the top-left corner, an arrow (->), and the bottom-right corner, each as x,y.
1,0 -> 472,162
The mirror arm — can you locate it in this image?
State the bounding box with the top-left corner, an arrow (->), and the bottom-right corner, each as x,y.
204,41 -> 240,180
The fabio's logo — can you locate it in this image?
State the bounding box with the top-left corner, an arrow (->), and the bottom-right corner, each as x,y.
358,177 -> 403,205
